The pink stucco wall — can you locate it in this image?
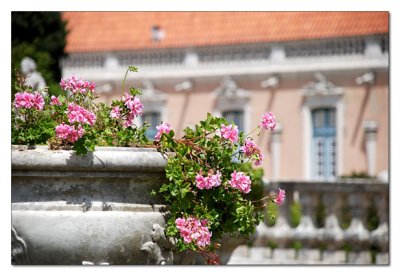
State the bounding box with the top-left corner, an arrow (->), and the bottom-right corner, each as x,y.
99,73 -> 388,180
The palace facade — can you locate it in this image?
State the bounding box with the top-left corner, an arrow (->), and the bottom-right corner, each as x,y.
61,12 -> 389,182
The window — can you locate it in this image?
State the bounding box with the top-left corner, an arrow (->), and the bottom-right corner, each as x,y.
311,108 -> 336,180
222,110 -> 244,132
142,112 -> 161,140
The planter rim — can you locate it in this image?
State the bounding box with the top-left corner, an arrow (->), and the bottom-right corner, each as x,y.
11,145 -> 160,152
12,145 -> 167,172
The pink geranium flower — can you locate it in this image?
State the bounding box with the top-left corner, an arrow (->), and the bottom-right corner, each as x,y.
259,112 -> 276,130
14,91 -> 44,110
55,123 -> 85,143
241,138 -> 264,166
220,124 -> 239,143
50,95 -> 62,106
275,188 -> 286,206
154,122 -> 172,141
175,217 -> 212,248
60,75 -> 96,94
228,171 -> 251,194
110,106 -> 121,119
195,170 -> 222,190
122,93 -> 143,117
67,103 -> 96,126
32,92 -> 45,110
14,92 -> 34,109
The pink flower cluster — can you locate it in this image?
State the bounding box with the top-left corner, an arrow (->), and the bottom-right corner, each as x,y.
14,91 -> 44,110
275,188 -> 286,206
259,112 -> 276,130
195,170 -> 222,190
111,93 -> 144,127
55,123 -> 85,143
175,217 -> 212,248
67,103 -> 96,126
228,171 -> 252,194
241,138 -> 264,166
123,92 -> 143,117
109,106 -> 120,119
154,122 -> 172,141
220,124 -> 239,143
50,95 -> 62,106
60,75 -> 96,94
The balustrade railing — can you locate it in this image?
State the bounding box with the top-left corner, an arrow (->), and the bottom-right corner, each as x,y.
61,35 -> 388,71
231,180 -> 389,264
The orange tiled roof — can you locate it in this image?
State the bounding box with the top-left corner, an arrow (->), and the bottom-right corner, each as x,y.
62,12 -> 388,53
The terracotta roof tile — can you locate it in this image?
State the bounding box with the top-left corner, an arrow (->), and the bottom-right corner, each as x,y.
62,12 -> 388,53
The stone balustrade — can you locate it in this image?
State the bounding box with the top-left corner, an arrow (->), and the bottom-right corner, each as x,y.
229,179 -> 389,264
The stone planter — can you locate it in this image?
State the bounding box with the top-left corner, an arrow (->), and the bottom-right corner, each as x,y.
11,146 -> 245,265
11,145 -> 174,265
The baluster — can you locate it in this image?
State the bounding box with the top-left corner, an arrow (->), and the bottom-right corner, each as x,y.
321,191 -> 344,249
371,191 -> 389,252
344,193 -> 370,248
264,188 -> 293,247
293,191 -> 317,246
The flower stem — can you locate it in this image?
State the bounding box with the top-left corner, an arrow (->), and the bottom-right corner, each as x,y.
244,126 -> 260,138
121,67 -> 130,93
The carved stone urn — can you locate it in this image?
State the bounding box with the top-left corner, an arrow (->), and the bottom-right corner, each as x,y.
11,146 -> 245,265
11,145 -> 177,265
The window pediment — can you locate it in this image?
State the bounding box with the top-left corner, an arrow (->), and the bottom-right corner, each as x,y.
302,73 -> 343,97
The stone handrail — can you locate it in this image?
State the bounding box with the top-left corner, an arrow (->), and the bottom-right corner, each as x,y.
248,180 -> 389,263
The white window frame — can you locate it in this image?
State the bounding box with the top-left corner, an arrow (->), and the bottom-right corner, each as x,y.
302,73 -> 344,180
212,76 -> 250,134
136,80 -> 167,127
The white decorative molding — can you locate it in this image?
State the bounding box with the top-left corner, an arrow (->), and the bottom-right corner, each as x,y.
62,55 -> 388,82
270,44 -> 286,62
175,80 -> 194,92
62,35 -> 388,81
302,73 -> 344,180
302,72 -> 343,97
184,49 -> 199,67
104,54 -> 120,70
356,71 -> 375,85
260,75 -> 280,89
138,80 -> 167,126
364,36 -> 383,57
213,76 -> 250,133
363,121 -> 378,176
271,123 -> 283,180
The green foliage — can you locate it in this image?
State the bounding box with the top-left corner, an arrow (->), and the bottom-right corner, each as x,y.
339,171 -> 374,179
292,241 -> 303,259
158,113 -> 268,254
289,201 -> 302,227
265,201 -> 278,227
365,196 -> 379,231
11,107 -> 56,146
315,194 -> 326,228
12,12 -> 67,97
339,195 -> 352,229
95,103 -> 150,148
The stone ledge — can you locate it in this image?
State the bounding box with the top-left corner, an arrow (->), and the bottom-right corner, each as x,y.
12,145 -> 168,172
